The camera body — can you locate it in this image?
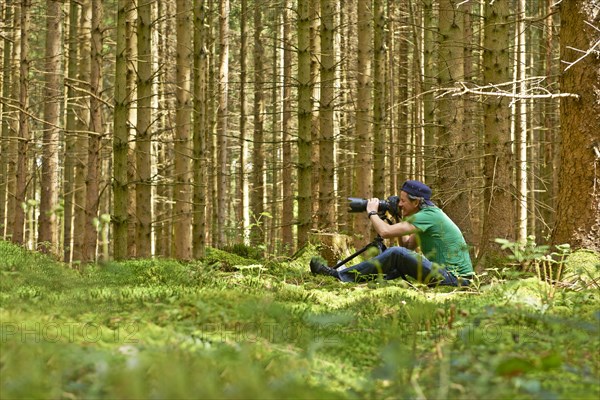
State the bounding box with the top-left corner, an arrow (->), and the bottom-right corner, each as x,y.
347,195 -> 401,221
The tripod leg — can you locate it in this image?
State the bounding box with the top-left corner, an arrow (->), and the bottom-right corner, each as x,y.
333,244 -> 373,269
333,237 -> 385,270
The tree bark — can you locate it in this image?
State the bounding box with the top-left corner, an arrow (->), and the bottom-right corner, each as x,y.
318,0 -> 335,230
237,0 -> 248,243
63,0 -> 80,262
193,0 -> 208,258
436,0 -> 472,241
310,0 -> 320,232
422,0 -> 436,183
480,0 -> 516,262
136,0 -> 153,257
38,0 -> 63,254
297,0 -> 312,248
353,0 -> 373,247
72,0 -> 91,262
250,1 -> 265,246
82,0 -> 103,262
373,0 -> 386,198
126,4 -> 137,258
215,0 -> 229,246
553,0 -> 600,251
174,0 -> 193,259
337,0 -> 356,236
515,0 -> 528,243
281,0 -> 294,252
113,0 -> 131,260
386,0 -> 397,192
268,6 -> 280,253
154,0 -> 174,257
1,0 -> 15,240
13,0 -> 31,246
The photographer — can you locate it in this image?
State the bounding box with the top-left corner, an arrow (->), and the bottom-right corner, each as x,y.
310,180 -> 473,286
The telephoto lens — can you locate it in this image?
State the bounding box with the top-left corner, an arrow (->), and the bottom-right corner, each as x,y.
347,196 -> 400,220
347,197 -> 369,213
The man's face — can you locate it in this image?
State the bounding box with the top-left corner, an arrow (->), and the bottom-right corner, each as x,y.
399,191 -> 420,217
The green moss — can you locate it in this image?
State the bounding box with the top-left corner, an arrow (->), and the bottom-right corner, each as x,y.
203,246 -> 258,270
563,249 -> 600,287
1,240 -> 598,399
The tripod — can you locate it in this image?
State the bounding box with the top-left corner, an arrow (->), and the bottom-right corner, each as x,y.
332,235 -> 387,270
332,213 -> 396,270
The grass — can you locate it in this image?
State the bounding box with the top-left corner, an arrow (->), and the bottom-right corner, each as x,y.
1,240 -> 599,399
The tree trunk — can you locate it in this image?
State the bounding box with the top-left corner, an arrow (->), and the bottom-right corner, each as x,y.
281,0 -> 294,252
310,0 -> 320,232
408,1 -> 423,180
173,0 -> 193,259
297,0 -> 312,248
155,0 -> 174,257
462,2 -> 481,251
436,0 -> 472,240
353,0 -> 373,247
318,0 -> 335,230
337,0 -> 356,236
553,0 -> 600,251
268,7 -> 280,253
540,0 -> 558,239
238,0 -> 249,243
480,0 -> 516,262
422,0 -> 436,183
63,0 -> 80,262
126,5 -> 137,258
397,2 -> 410,181
250,2 -> 265,246
82,0 -> 103,262
515,0 -> 528,243
386,0 -> 397,191
38,0 -> 63,254
216,0 -> 229,246
1,0 -> 15,240
72,0 -> 91,262
13,0 -> 31,246
207,6 -> 217,248
373,0 -> 385,198
193,0 -> 208,258
113,0 -> 131,260
136,0 -> 153,257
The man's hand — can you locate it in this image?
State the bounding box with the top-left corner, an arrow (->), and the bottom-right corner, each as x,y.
366,197 -> 419,241
366,198 -> 380,214
402,233 -> 418,250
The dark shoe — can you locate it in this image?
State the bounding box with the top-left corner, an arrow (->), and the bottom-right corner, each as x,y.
310,257 -> 339,278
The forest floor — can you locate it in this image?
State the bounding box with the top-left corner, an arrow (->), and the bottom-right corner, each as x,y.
0,240 -> 599,399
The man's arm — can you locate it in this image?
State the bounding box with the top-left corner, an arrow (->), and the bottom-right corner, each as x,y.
366,198 -> 418,240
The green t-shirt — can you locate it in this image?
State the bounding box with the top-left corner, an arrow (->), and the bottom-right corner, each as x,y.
405,206 -> 473,276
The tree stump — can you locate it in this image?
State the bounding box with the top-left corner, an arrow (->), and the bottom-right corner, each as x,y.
309,232 -> 354,268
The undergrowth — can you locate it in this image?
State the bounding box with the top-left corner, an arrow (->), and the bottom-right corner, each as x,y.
0,240 -> 598,399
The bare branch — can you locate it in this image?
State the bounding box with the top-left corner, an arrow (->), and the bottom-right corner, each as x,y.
585,20 -> 600,33
562,21 -> 600,72
436,78 -> 580,103
456,0 -> 473,7
0,96 -> 106,138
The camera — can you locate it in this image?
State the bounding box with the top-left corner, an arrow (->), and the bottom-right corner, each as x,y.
347,195 -> 401,221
